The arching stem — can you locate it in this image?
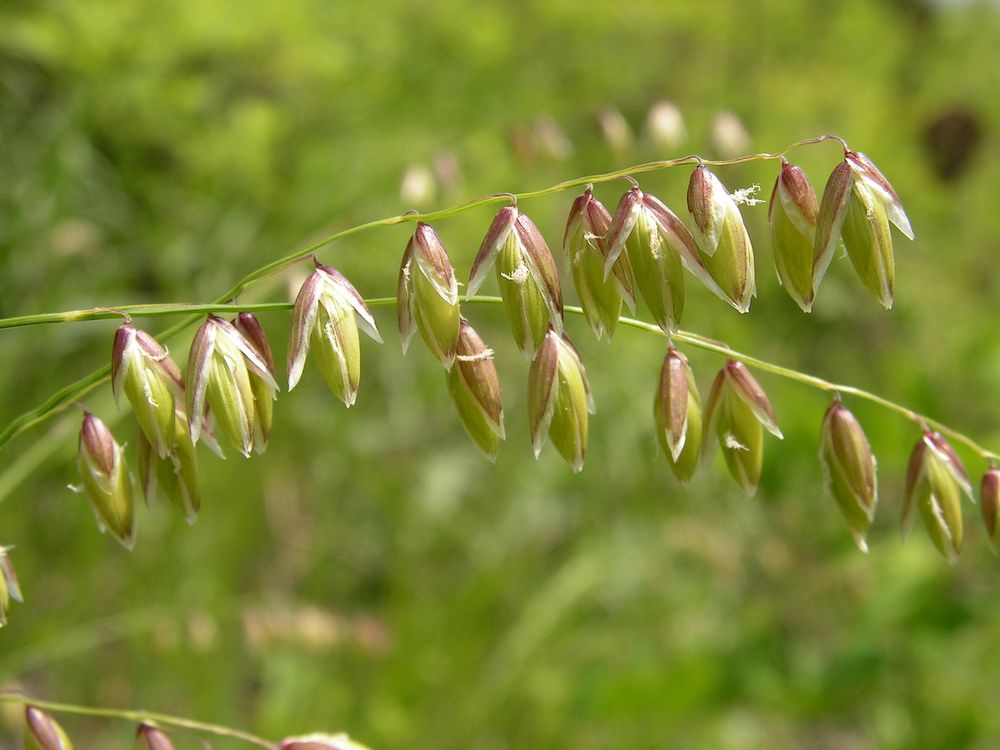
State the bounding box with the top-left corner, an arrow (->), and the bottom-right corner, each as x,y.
0,295 -> 993,462
0,691 -> 278,748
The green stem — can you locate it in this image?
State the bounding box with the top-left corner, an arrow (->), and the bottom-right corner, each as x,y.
0,295 -> 994,462
0,133 -> 852,449
0,303 -> 293,330
213,134 -> 843,301
0,691 -> 277,748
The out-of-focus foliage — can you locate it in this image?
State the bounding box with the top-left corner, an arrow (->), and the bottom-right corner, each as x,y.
2,0 -> 1000,747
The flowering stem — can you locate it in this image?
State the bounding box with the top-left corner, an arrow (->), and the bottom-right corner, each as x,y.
0,691 -> 277,748
217,134 -> 844,300
0,294 -> 994,462
0,303 -> 294,329
0,134 -> 875,450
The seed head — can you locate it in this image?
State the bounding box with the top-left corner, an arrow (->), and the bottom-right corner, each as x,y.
819,401 -> 878,552
111,324 -> 185,460
233,312 -> 278,453
643,101 -> 686,152
75,410 -> 136,549
527,327 -> 594,473
604,185 -> 722,331
533,115 -> 574,161
901,431 -> 971,563
814,151 -> 914,309
138,409 -> 201,524
187,316 -> 279,457
280,733 -> 370,750
0,545 -> 23,628
399,163 -> 436,208
397,222 -> 462,368
703,360 -> 782,496
447,319 -> 505,461
687,165 -> 756,314
24,706 -> 73,750
653,348 -> 701,484
289,262 -> 382,405
769,160 -> 820,311
596,106 -> 634,155
981,468 -> 1000,555
709,111 -> 752,159
563,187 -> 633,340
136,723 -> 176,750
469,207 -> 563,357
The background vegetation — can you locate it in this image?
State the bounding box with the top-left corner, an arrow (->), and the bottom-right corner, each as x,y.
2,0 -> 1000,747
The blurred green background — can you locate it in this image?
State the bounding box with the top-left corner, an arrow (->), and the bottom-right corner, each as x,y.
2,0 -> 1000,747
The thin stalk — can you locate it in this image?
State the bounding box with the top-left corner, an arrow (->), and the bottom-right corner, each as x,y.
0,303 -> 293,330
619,318 -> 997,461
0,295 -> 994,462
182,135 -> 845,307
0,691 -> 277,748
217,134 -> 842,298
0,134 -> 855,448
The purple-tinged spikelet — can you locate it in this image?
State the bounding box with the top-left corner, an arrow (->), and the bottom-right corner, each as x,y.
814,151 -> 914,309
563,187 -> 633,340
769,160 -> 820,311
819,401 -> 878,551
0,545 -> 23,627
902,431 -> 971,562
187,316 -> 278,457
111,324 -> 185,459
653,348 -> 702,484
398,223 -> 462,367
703,360 -> 782,496
469,207 -> 563,357
74,411 -> 136,549
288,262 -> 382,404
280,733 -> 369,750
980,468 -> 1000,554
687,166 -> 756,314
527,327 -> 594,472
605,183 -> 726,330
24,706 -> 73,750
447,319 -> 505,461
234,312 -> 278,453
136,723 -> 176,750
137,409 -> 201,524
